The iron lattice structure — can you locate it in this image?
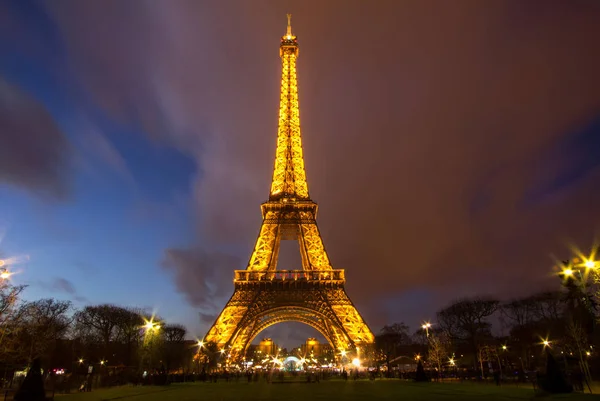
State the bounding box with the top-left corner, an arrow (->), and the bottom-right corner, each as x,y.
204,15 -> 374,357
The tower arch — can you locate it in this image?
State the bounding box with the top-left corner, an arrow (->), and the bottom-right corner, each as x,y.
238,306 -> 338,352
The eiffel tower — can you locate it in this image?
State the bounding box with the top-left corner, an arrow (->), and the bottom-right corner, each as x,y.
204,15 -> 374,357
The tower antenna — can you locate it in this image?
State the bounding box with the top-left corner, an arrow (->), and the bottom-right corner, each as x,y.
286,13 -> 292,37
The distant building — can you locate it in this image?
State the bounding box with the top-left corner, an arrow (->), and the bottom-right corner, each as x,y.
256,338 -> 278,356
300,338 -> 332,358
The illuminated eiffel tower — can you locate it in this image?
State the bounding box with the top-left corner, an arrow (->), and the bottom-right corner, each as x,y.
204,15 -> 374,357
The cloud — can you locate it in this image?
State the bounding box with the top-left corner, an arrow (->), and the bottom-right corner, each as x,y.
52,277 -> 76,294
199,312 -> 217,324
161,248 -> 239,310
74,120 -> 135,186
0,77 -> 71,199
39,1 -> 600,333
36,277 -> 88,303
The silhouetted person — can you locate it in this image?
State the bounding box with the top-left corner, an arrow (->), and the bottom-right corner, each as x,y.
14,358 -> 46,401
538,349 -> 572,394
414,360 -> 429,382
493,370 -> 500,386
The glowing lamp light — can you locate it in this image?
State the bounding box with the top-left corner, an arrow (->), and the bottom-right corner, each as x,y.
449,358 -> 455,366
543,340 -> 550,347
198,341 -> 204,348
351,358 -> 360,367
143,319 -> 160,332
501,345 -> 507,350
0,271 -> 11,280
563,268 -> 573,277
585,260 -> 596,269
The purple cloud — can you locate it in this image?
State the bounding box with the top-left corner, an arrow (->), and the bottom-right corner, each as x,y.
162,248 -> 239,309
0,77 -> 71,199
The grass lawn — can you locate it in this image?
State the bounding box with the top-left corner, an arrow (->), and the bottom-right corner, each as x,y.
53,380 -> 600,401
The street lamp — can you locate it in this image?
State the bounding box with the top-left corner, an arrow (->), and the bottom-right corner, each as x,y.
143,319 -> 160,332
422,322 -> 432,337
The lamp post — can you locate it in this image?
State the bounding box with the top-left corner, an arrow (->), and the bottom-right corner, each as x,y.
142,318 -> 161,373
422,322 -> 432,338
556,247 -> 598,393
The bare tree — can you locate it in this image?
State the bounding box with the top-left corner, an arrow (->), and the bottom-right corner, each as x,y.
375,322 -> 411,374
74,304 -> 125,358
0,282 -> 25,324
17,298 -> 72,362
437,297 -> 499,369
531,291 -> 564,322
501,297 -> 539,328
427,333 -> 449,378
163,324 -> 187,372
114,308 -> 146,366
0,279 -> 27,363
163,324 -> 186,343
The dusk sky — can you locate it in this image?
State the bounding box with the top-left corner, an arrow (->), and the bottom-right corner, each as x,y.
1,1 -> 600,347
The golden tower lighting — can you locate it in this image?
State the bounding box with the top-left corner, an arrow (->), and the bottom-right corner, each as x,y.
203,15 -> 374,357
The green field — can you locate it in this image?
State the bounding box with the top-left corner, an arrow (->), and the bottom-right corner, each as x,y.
53,380 -> 599,401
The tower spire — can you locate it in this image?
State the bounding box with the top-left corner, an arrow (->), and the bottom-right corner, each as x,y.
271,13 -> 307,200
286,13 -> 292,37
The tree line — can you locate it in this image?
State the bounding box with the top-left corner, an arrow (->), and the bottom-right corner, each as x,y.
374,278 -> 598,379
2,257 -> 597,383
0,279 -> 191,380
